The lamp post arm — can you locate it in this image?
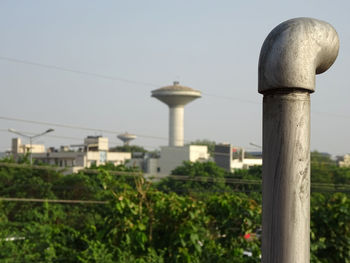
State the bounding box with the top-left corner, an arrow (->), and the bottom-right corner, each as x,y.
8,129 -> 30,139
29,129 -> 55,139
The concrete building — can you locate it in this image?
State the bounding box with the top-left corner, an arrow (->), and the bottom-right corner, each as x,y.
11,136 -> 131,173
159,145 -> 209,175
126,152 -> 160,175
337,154 -> 350,167
127,145 -> 210,176
11,138 -> 45,154
214,144 -> 262,172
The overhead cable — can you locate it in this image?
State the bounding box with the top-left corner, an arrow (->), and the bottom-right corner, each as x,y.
0,115 -> 169,141
0,55 -> 159,87
1,56 -> 350,119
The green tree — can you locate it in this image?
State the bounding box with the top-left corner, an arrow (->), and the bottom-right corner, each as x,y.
111,145 -> 147,153
157,161 -> 229,195
311,193 -> 350,262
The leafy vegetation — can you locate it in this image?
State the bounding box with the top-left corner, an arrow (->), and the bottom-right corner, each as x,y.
1,157 -> 350,262
157,161 -> 229,195
111,145 -> 148,153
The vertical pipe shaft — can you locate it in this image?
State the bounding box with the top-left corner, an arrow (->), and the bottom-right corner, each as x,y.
258,18 -> 339,262
169,106 -> 184,146
262,90 -> 310,263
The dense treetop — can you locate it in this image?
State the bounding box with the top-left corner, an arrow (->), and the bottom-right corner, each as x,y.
0,155 -> 350,262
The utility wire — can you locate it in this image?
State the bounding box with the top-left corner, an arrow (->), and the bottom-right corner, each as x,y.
1,162 -> 350,190
2,56 -> 350,120
0,115 -> 169,141
2,115 -> 347,154
201,92 -> 259,105
312,110 -> 350,119
1,129 -> 162,149
0,129 -> 82,141
0,197 -> 107,204
0,56 -> 160,87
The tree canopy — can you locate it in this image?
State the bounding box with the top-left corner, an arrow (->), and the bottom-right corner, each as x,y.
1,155 -> 350,262
110,145 -> 147,153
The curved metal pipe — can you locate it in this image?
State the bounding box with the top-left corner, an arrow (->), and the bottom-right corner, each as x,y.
259,17 -> 339,94
259,18 -> 339,263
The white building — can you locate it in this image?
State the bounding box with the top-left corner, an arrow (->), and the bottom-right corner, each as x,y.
12,138 -> 45,154
337,154 -> 350,167
11,136 -> 131,173
158,145 -> 209,175
126,145 -> 210,176
214,144 -> 262,172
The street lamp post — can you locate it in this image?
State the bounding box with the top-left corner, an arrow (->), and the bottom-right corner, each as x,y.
8,128 -> 54,165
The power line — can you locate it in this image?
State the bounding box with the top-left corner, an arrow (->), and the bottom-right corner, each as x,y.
312,110 -> 350,119
202,92 -> 259,105
0,129 -> 82,141
0,197 -> 107,204
0,162 -> 66,172
0,115 -> 169,141
1,56 -> 350,120
2,114 -> 348,151
1,162 -> 350,190
0,55 -> 160,87
1,129 -> 163,149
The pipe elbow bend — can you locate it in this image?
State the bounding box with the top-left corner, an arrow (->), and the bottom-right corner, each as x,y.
258,17 -> 339,94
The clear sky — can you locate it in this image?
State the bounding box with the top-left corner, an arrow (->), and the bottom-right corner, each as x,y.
0,1 -> 349,156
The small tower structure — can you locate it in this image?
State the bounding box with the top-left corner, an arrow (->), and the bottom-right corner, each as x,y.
151,81 -> 201,147
117,132 -> 137,146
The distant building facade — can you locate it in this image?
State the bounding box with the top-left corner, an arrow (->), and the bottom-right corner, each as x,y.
158,145 -> 209,175
337,154 -> 350,167
12,138 -> 45,154
214,143 -> 262,172
127,153 -> 160,174
127,145 -> 210,176
10,136 -> 131,173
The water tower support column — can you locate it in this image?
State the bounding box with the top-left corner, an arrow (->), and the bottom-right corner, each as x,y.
259,18 -> 339,263
169,106 -> 184,147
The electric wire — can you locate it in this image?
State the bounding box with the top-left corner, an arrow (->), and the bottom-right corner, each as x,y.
0,129 -> 82,141
0,115 -> 169,141
0,197 -> 107,204
1,115 -> 347,156
1,56 -> 350,119
0,56 -> 160,87
201,92 -> 259,104
0,162 -> 349,190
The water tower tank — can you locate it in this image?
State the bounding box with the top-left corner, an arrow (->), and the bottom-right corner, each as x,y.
117,132 -> 137,146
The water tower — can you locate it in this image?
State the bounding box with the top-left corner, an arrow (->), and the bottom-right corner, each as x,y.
151,81 -> 201,147
117,132 -> 137,146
